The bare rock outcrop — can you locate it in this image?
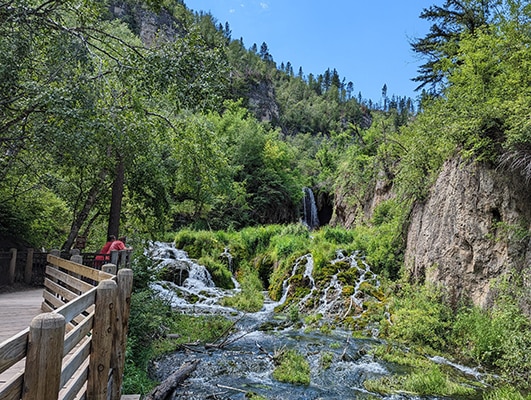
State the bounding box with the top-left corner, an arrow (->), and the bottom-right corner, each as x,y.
331,170 -> 394,228
247,79 -> 280,123
110,2 -> 184,46
405,157 -> 531,309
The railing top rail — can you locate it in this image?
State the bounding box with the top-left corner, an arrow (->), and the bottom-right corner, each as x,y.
47,254 -> 114,282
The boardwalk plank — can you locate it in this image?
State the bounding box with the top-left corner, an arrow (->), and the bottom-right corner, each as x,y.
0,287 -> 43,386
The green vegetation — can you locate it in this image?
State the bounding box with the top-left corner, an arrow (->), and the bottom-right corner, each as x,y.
320,351 -> 335,370
364,365 -> 475,397
123,255 -> 234,394
221,263 -> 264,312
4,0 -> 531,397
451,278 -> 531,390
483,387 -> 531,400
272,347 -> 311,385
135,222 -> 531,394
367,277 -> 531,393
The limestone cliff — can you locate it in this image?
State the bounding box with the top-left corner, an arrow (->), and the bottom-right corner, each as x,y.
331,169 -> 394,228
110,2 -> 184,46
404,157 -> 531,311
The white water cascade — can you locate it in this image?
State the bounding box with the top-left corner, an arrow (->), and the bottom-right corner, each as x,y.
302,187 -> 320,229
147,242 -> 238,312
284,250 -> 381,322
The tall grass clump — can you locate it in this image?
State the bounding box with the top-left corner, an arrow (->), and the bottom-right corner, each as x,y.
268,224 -> 310,259
364,364 -> 475,397
238,224 -> 285,258
272,348 -> 310,385
385,282 -> 452,352
221,262 -> 264,312
483,387 -> 531,400
452,280 -> 531,390
174,228 -> 223,259
197,255 -> 235,289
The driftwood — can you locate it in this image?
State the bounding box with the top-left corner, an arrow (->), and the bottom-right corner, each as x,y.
166,333 -> 181,339
216,383 -> 247,393
204,314 -> 244,349
144,359 -> 200,400
255,342 -> 274,361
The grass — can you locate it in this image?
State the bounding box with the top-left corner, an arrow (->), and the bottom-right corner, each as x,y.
483,387 -> 531,400
221,263 -> 265,312
122,289 -> 233,395
152,313 -> 234,355
364,364 -> 476,397
320,351 -> 334,369
272,347 -> 311,385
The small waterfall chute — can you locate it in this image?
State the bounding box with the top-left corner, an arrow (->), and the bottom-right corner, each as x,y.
302,187 -> 320,229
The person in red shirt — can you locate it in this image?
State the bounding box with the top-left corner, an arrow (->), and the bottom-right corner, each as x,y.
94,235 -> 116,267
108,236 -> 132,252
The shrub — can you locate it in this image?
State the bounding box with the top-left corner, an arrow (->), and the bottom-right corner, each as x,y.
386,283 -> 452,351
452,296 -> 531,390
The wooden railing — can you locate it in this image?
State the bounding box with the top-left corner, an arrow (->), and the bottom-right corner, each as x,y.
0,248 -> 132,287
0,254 -> 134,400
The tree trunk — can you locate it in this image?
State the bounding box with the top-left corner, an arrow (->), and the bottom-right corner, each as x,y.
144,360 -> 200,400
62,169 -> 107,251
107,157 -> 125,239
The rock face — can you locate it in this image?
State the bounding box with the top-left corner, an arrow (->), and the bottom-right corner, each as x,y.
404,157 -> 531,309
110,2 -> 184,46
331,170 -> 394,228
246,79 -> 280,124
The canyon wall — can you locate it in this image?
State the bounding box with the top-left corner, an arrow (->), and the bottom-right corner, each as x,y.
404,157 -> 531,311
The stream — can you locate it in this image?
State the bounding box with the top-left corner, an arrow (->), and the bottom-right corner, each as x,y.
146,242 -> 485,400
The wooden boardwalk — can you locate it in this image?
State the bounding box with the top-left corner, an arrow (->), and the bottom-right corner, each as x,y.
0,287 -> 43,386
0,285 -> 140,399
0,287 -> 43,342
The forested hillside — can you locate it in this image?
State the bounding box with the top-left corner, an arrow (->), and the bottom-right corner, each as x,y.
0,0 -> 414,251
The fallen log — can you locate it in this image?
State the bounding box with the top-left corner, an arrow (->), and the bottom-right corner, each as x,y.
144,359 -> 200,400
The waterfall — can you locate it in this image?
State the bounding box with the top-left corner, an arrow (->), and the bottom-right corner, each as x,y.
302,187 -> 320,229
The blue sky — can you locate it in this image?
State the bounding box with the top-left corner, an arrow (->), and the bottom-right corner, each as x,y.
184,1 -> 441,103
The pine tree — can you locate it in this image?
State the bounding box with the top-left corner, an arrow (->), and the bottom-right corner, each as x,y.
259,41 -> 272,62
323,69 -> 331,92
331,68 -> 340,88
411,0 -> 493,93
346,81 -> 354,99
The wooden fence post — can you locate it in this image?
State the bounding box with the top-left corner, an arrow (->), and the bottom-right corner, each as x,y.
49,249 -> 61,257
25,248 -> 34,284
110,269 -> 134,400
87,279 -> 117,400
110,251 -> 119,267
70,254 -> 83,264
102,263 -> 117,275
8,248 -> 17,285
22,313 -> 66,400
